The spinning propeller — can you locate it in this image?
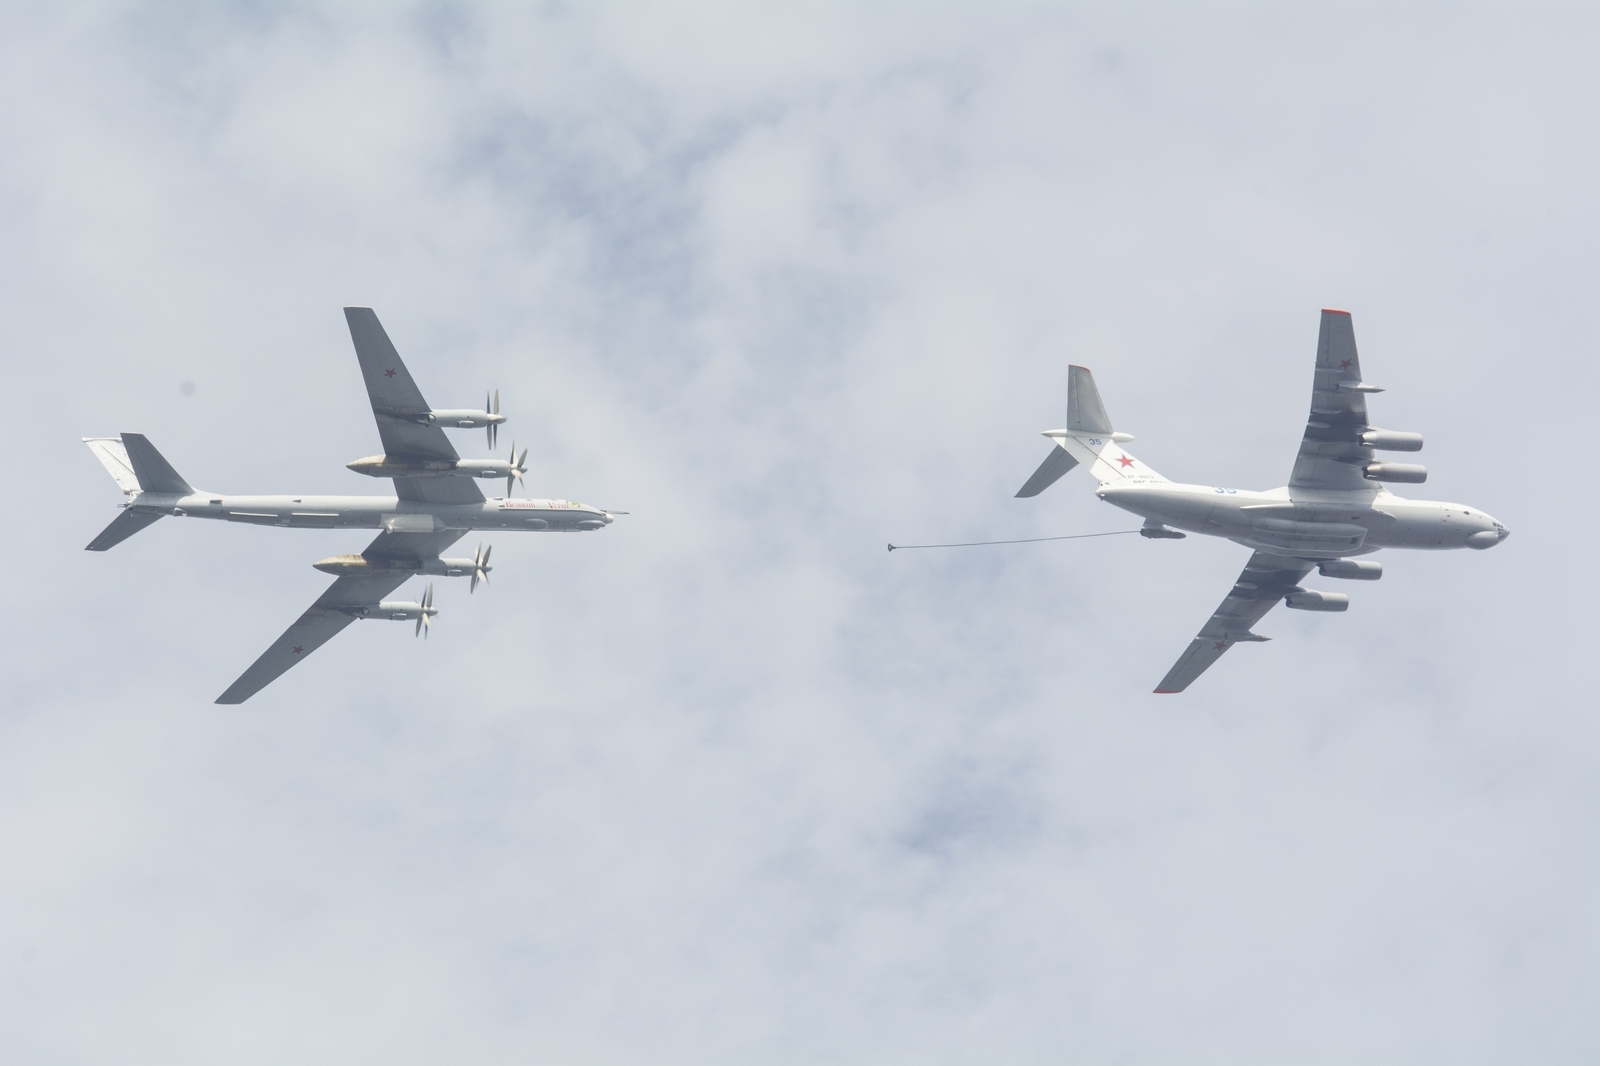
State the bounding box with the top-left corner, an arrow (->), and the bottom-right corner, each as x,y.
486,390 -> 501,449
505,443 -> 528,497
415,583 -> 437,638
470,544 -> 493,593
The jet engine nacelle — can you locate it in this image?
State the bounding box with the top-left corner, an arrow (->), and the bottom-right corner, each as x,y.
1317,558 -> 1382,580
1361,429 -> 1424,452
1364,462 -> 1427,484
1284,589 -> 1350,612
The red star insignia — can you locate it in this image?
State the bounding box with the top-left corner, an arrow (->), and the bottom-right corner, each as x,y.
1116,454 -> 1135,468
384,368 -> 397,378
1338,359 -> 1353,369
1212,640 -> 1228,651
291,645 -> 304,654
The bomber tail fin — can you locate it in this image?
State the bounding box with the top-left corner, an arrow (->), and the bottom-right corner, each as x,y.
83,434 -> 189,551
1016,365 -> 1166,496
83,437 -> 142,496
119,433 -> 193,494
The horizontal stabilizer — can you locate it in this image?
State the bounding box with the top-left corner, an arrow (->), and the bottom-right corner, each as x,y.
86,509 -> 162,551
120,433 -> 193,494
1015,445 -> 1079,497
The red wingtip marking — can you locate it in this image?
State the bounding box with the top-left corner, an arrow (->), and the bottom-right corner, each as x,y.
1068,363 -> 1092,371
1153,688 -> 1180,694
1321,307 -> 1352,315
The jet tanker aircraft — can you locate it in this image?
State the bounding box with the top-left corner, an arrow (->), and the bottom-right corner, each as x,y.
1016,309 -> 1508,693
84,307 -> 615,704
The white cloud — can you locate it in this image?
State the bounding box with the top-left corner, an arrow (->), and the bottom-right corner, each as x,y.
0,3 -> 1595,1062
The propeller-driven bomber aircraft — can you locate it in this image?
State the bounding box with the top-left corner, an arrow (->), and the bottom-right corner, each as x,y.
84,307 -> 615,704
1016,309 -> 1508,693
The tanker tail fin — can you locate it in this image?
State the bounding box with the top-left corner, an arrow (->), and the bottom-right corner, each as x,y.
1017,365 -> 1166,495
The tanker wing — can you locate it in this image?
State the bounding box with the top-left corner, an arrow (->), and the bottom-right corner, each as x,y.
1153,551 -> 1313,693
1289,309 -> 1377,492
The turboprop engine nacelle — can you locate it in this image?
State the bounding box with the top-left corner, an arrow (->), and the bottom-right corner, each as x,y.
346,455 -> 515,480
1318,559 -> 1383,580
314,554 -> 480,577
451,459 -> 517,479
393,391 -> 506,448
372,599 -> 430,620
1364,462 -> 1427,484
333,586 -> 439,635
1284,589 -> 1350,612
1361,429 -> 1424,452
329,599 -> 431,619
411,408 -> 503,429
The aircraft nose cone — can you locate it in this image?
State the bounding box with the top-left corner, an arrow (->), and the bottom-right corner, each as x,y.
1467,523 -> 1509,550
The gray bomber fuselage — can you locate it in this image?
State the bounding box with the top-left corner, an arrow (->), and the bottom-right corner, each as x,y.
125,491 -> 612,533
1100,481 -> 1506,556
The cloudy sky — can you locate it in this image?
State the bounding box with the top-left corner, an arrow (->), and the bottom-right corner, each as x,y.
2,3 -> 1596,1062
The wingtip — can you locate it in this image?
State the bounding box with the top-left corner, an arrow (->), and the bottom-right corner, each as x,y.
1152,688 -> 1182,694
1321,307 -> 1352,315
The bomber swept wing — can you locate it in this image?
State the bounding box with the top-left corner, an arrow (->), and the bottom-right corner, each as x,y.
345,307 -> 485,507
216,529 -> 465,704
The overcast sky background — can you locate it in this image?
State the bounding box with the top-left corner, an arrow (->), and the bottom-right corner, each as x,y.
1,3 -> 1597,1063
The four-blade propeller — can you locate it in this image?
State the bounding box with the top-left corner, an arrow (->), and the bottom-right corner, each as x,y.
415,582 -> 437,638
486,389 -> 501,450
505,443 -> 528,497
470,543 -> 493,593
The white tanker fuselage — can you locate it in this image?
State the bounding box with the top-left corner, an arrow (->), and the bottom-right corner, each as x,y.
1097,482 -> 1507,557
